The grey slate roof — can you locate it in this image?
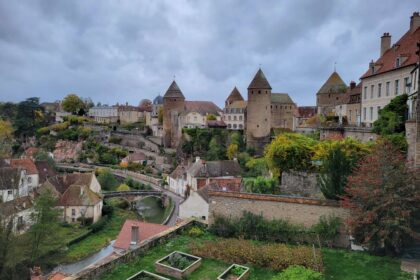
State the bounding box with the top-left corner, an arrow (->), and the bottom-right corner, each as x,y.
316,71 -> 347,94
248,68 -> 272,90
187,160 -> 242,178
271,93 -> 294,104
153,95 -> 163,105
226,87 -> 244,104
163,81 -> 185,99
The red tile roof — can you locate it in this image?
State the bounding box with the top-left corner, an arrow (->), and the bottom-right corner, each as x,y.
10,159 -> 38,175
24,147 -> 39,157
183,101 -> 222,116
60,185 -> 102,206
113,220 -> 170,250
48,272 -> 67,280
297,106 -> 317,118
123,152 -> 147,162
207,120 -> 227,128
361,27 -> 420,79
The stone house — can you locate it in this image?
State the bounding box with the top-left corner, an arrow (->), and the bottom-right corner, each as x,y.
360,12 -> 420,126
0,196 -> 34,234
11,159 -> 39,191
178,101 -> 223,129
186,158 -> 242,192
88,105 -> 119,123
0,166 -> 28,202
271,93 -> 296,131
121,152 -> 147,165
223,87 -> 246,130
34,160 -> 57,184
167,165 -> 188,197
40,173 -> 103,223
117,105 -> 144,124
179,184 -> 215,221
295,106 -> 317,129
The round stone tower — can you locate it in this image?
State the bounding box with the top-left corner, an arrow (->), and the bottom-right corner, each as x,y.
246,68 -> 272,154
163,80 -> 185,148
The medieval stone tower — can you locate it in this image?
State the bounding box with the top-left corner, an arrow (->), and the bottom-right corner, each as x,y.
163,80 -> 185,148
246,68 -> 272,154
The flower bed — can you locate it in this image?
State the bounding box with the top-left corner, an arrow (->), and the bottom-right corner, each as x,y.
155,251 -> 202,279
126,270 -> 169,280
217,264 -> 250,280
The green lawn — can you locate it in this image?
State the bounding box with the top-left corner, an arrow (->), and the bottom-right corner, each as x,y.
101,233 -> 411,280
58,208 -> 139,263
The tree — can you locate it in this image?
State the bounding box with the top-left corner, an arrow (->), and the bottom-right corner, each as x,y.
97,169 -> 118,191
206,114 -> 217,121
28,189 -> 61,261
265,133 -> 317,178
373,94 -> 408,135
62,94 -> 85,114
226,143 -> 238,160
0,120 -> 13,157
243,176 -> 278,194
14,97 -> 45,139
317,146 -> 353,200
158,107 -> 163,125
117,184 -> 130,191
206,136 -> 223,160
342,140 -> 420,255
244,157 -> 268,177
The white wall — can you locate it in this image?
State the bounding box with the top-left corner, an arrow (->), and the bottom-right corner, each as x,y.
179,191 -> 209,221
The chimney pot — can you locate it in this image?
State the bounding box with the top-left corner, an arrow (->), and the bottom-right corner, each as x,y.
380,32 -> 391,57
350,81 -> 356,90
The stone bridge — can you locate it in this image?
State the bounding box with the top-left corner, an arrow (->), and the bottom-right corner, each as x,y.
102,190 -> 163,199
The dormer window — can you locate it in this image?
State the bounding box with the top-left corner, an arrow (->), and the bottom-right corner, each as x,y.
396,57 -> 401,67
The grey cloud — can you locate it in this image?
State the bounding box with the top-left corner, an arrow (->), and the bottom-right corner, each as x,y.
0,0 -> 418,107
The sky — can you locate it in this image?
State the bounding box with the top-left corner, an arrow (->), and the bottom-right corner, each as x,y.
0,1 -> 418,108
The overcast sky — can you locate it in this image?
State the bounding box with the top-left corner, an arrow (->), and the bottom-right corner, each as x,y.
0,1 -> 418,107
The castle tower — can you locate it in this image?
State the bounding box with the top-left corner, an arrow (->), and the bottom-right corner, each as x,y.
246,68 -> 272,154
163,81 -> 185,148
225,86 -> 244,107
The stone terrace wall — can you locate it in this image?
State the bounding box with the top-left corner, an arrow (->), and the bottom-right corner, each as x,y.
65,219 -> 201,280
281,171 -> 319,197
208,191 -> 350,247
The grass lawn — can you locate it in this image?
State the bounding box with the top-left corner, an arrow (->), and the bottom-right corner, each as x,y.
101,233 -> 411,280
58,207 -> 138,263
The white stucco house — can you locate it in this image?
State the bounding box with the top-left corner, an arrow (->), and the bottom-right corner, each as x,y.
179,185 -> 211,221
0,196 -> 34,234
10,159 -> 39,192
0,166 -> 29,203
166,165 -> 188,197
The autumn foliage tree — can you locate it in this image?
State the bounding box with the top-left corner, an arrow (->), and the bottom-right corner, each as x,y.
342,140 -> 420,255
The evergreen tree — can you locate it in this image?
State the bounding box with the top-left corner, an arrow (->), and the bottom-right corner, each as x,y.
317,146 -> 352,200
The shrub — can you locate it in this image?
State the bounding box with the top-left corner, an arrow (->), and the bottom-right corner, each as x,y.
77,216 -> 93,226
311,214 -> 342,247
188,226 -> 204,237
109,136 -> 122,144
102,205 -> 114,218
90,217 -> 109,233
190,239 -> 323,272
272,265 -> 323,280
117,184 -> 130,191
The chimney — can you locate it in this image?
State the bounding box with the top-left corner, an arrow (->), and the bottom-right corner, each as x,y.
380,32 -> 391,57
410,12 -> 420,33
350,81 -> 356,90
369,60 -> 375,74
130,225 -> 139,245
195,156 -> 201,163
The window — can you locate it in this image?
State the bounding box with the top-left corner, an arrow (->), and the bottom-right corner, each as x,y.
239,116 -> 242,121
233,116 -> 237,121
395,80 -> 399,95
396,57 -> 400,67
370,107 -> 373,120
377,106 -> 381,118
404,77 -> 409,93
72,218 -> 75,222
72,209 -> 76,216
228,116 -> 231,121
363,108 -> 366,120
370,85 -> 374,99
239,124 -> 243,129
386,82 -> 390,96
363,86 -> 367,99
233,124 -> 237,129
28,177 -> 32,183
17,216 -> 23,226
349,110 -> 352,122
378,83 -> 382,98
7,190 -> 12,195
227,124 -> 231,128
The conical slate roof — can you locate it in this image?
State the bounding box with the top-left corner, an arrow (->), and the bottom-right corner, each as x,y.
248,68 -> 272,90
163,81 -> 185,99
225,87 -> 244,105
317,72 -> 347,94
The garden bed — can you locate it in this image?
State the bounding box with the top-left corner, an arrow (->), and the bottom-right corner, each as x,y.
217,264 -> 250,280
155,251 -> 202,279
126,270 -> 169,280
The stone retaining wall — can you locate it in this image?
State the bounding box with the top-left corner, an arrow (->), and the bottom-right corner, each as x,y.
281,171 -> 319,197
208,191 -> 350,247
